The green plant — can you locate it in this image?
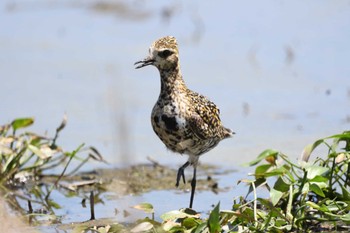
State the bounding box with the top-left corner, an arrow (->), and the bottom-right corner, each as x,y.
132,132 -> 350,232
228,131 -> 350,232
2,118 -> 349,232
0,116 -> 104,218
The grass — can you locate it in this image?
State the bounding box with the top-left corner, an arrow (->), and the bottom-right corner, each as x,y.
117,131 -> 350,233
0,116 -> 104,220
1,117 -> 349,232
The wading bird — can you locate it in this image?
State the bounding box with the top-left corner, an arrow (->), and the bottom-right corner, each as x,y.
135,36 -> 234,208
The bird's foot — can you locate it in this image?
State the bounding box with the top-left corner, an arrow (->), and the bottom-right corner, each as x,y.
176,161 -> 190,187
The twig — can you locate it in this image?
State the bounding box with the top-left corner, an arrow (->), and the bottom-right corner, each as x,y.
147,156 -> 164,167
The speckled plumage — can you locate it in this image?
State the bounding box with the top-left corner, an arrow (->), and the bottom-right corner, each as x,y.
135,36 -> 234,208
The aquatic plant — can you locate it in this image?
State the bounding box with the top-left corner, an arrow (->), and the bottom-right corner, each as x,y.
1,117 -> 349,232
117,131 -> 350,232
0,116 -> 104,219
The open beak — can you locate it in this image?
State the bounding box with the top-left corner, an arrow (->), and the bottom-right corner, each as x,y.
134,57 -> 155,69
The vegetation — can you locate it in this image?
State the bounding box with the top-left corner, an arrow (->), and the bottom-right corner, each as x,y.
1,117 -> 349,232
0,116 -> 104,219
110,131 -> 350,233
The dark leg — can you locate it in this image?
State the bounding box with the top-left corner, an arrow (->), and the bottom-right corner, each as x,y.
90,190 -> 95,220
176,161 -> 190,187
189,166 -> 197,209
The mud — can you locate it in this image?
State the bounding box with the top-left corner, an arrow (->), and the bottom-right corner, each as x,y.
56,161 -> 235,197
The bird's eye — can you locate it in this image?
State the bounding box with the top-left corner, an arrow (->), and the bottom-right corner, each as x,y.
158,49 -> 173,58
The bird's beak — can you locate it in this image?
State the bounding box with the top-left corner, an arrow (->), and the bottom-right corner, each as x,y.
134,56 -> 155,69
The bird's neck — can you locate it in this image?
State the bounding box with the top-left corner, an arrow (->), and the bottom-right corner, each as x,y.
159,65 -> 187,95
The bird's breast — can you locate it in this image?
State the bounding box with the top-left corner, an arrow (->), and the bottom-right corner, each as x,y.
151,100 -> 192,153
151,102 -> 188,135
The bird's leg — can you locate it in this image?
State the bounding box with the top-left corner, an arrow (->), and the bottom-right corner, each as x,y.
189,166 -> 197,209
176,161 -> 190,187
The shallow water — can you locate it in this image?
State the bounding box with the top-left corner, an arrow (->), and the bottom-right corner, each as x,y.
1,0 -> 350,227
59,167 -> 251,225
1,0 -> 349,168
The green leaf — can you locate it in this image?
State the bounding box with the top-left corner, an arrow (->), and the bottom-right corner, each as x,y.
193,223 -> 207,233
11,118 -> 34,131
133,203 -> 154,214
301,132 -> 350,161
306,201 -> 320,209
182,217 -> 199,229
306,201 -> 329,212
168,225 -> 185,233
301,139 -> 324,162
264,166 -> 288,177
309,175 -> 328,183
28,145 -> 51,159
324,200 -> 347,211
273,177 -> 290,192
207,202 -> 221,233
245,149 -> 279,166
309,183 -> 325,197
305,165 -> 329,180
2,154 -> 15,173
341,185 -> 350,200
161,209 -> 199,221
301,182 -> 310,194
310,179 -> 328,192
270,188 -> 283,206
275,218 -> 289,227
47,199 -> 61,209
340,213 -> 350,222
130,221 -> 153,232
254,164 -> 272,178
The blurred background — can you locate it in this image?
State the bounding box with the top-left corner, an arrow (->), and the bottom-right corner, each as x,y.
1,0 -> 349,170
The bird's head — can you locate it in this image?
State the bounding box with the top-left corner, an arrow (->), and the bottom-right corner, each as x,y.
135,36 -> 180,71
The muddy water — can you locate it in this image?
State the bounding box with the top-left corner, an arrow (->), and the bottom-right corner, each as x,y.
1,0 -> 350,227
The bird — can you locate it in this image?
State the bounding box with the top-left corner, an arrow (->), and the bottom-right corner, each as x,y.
134,36 -> 234,209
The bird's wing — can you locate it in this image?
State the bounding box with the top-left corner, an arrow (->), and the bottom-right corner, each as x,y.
187,92 -> 222,140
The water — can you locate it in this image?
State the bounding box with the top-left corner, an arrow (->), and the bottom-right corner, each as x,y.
34,167 -> 251,226
1,0 -> 350,225
2,0 -> 349,169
